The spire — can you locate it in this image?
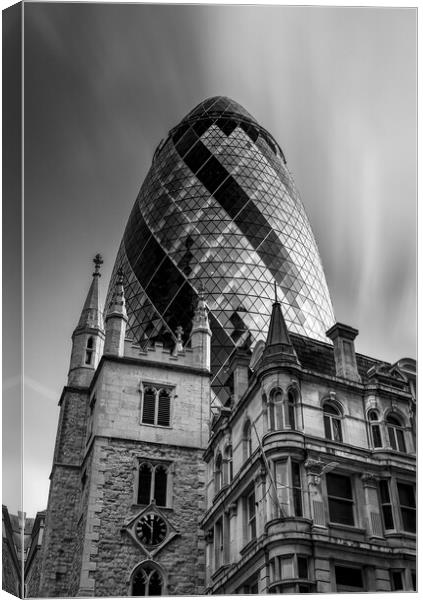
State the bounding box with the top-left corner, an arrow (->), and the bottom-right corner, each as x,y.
75,254 -> 104,333
68,255 -> 105,386
260,284 -> 299,367
105,268 -> 127,321
191,284 -> 211,335
190,285 -> 211,370
104,268 -> 128,357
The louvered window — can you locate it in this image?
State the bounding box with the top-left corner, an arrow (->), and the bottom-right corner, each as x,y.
141,387 -> 172,427
142,388 -> 156,425
157,390 -> 170,426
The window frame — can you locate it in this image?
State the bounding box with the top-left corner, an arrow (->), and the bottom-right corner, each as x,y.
291,460 -> 303,517
214,452 -> 223,494
378,479 -> 394,531
246,488 -> 257,542
140,384 -> 173,428
130,561 -> 166,596
396,480 -> 416,533
367,410 -> 382,448
323,401 -> 343,442
326,472 -> 355,526
85,335 -> 94,365
386,414 -> 407,452
136,460 -> 170,508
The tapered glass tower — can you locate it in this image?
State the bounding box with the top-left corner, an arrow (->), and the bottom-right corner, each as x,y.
106,96 -> 335,401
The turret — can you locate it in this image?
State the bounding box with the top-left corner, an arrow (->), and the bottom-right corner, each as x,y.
68,254 -> 105,386
190,287 -> 211,370
258,283 -> 300,371
104,268 -> 128,357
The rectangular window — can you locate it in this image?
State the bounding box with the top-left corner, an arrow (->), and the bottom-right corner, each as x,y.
397,482 -> 416,533
371,424 -> 382,448
335,565 -> 364,592
411,570 -> 416,591
379,480 -> 394,530
297,556 -> 308,579
214,518 -> 223,570
327,473 -> 354,526
247,490 -> 256,541
292,462 -> 303,517
391,570 -> 404,591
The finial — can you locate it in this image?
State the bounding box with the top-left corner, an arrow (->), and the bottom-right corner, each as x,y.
116,267 -> 124,285
274,281 -> 278,303
176,325 -> 183,342
198,282 -> 205,302
93,254 -> 103,277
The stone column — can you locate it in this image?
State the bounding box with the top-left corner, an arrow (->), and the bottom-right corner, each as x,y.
304,458 -> 327,528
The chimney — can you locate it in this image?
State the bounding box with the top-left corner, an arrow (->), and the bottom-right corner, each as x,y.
326,323 -> 361,382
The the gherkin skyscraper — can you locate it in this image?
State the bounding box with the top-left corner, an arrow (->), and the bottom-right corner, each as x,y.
106,96 -> 335,401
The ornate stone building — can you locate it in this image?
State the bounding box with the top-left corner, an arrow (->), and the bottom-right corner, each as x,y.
202,300 -> 416,594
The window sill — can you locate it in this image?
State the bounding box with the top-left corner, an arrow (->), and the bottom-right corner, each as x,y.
213,485 -> 229,503
131,503 -> 173,512
328,522 -> 366,535
140,422 -> 172,429
384,530 -> 416,539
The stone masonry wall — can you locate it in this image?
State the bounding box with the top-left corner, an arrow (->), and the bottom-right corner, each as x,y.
82,436 -> 206,596
37,389 -> 88,597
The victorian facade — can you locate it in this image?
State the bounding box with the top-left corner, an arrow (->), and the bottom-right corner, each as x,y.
202,300 -> 416,594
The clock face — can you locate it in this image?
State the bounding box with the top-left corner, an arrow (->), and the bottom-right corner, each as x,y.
135,513 -> 167,546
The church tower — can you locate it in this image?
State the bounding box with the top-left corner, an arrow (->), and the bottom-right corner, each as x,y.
38,258 -> 211,596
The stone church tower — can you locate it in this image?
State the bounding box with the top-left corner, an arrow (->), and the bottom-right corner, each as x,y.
38,256 -> 210,596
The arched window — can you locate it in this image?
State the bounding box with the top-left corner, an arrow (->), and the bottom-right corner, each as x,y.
141,387 -> 171,427
137,463 -> 168,507
368,410 -> 382,448
131,562 -> 164,596
214,453 -> 223,493
323,402 -> 342,442
85,336 -> 94,365
224,445 -> 233,484
243,421 -> 252,460
286,389 -> 296,429
268,389 -> 283,430
386,414 -> 406,452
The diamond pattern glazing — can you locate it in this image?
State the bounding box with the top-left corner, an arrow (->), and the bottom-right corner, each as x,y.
106,96 -> 335,401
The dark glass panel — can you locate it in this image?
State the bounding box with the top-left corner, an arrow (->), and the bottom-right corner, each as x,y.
324,415 -> 332,439
391,571 -> 403,591
138,464 -> 152,504
184,141 -> 212,173
397,429 -> 406,452
148,570 -> 163,596
386,415 -> 401,426
397,483 -> 415,507
297,557 -> 308,579
327,473 -> 352,499
371,424 -> 382,448
328,498 -> 354,525
335,566 -> 363,588
132,568 -> 147,596
388,426 -> 397,449
382,505 -> 394,530
154,466 -> 167,507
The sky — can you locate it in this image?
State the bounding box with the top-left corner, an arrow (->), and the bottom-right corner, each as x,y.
2,3 -> 417,518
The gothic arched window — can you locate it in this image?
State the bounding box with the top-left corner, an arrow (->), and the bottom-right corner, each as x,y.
137,463 -> 168,507
214,453 -> 223,493
386,414 -> 406,452
224,445 -> 233,484
323,402 -> 343,442
268,389 -> 283,431
141,387 -> 171,427
243,421 -> 252,460
131,562 -> 164,596
368,410 -> 382,448
85,336 -> 94,365
286,389 -> 297,429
